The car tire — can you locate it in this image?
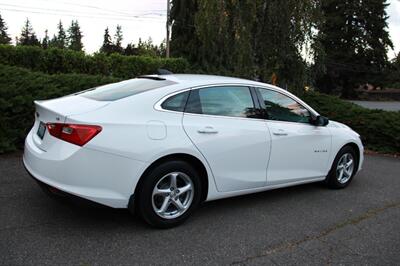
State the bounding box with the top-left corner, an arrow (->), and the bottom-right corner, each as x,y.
135,160 -> 202,229
325,145 -> 358,189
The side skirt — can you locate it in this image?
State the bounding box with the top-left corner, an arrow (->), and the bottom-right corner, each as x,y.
205,176 -> 326,202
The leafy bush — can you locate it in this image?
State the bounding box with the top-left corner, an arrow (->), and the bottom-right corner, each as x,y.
1,63 -> 399,154
0,44 -> 189,78
0,64 -> 121,153
303,92 -> 400,153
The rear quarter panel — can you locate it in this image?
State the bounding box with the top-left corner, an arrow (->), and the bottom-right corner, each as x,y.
66,88 -> 219,201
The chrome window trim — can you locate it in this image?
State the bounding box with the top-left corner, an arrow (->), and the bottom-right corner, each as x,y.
154,83 -> 320,125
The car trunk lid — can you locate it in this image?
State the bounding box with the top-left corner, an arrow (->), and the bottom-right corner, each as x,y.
32,95 -> 109,151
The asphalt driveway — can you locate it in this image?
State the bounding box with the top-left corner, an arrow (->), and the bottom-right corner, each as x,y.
0,153 -> 399,265
349,100 -> 400,112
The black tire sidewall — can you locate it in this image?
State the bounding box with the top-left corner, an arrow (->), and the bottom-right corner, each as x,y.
326,146 -> 358,189
136,160 -> 202,228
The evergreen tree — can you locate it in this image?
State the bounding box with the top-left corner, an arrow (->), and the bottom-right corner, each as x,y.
136,37 -> 154,57
194,1 -> 229,73
48,34 -> 57,48
124,38 -> 165,57
253,0 -> 318,90
67,20 -> 84,51
395,54 -> 400,69
383,53 -> 400,88
124,43 -> 138,56
54,20 -> 67,49
224,0 -> 257,77
17,18 -> 40,46
361,0 -> 393,72
170,0 -> 199,61
157,39 -> 167,57
100,27 -> 114,54
315,0 -> 393,96
114,25 -> 123,54
42,29 -> 50,49
0,13 -> 11,44
171,0 -> 317,90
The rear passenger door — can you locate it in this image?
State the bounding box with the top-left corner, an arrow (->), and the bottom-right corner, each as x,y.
182,86 -> 272,192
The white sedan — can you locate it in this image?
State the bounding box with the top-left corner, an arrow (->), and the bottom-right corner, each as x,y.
23,74 -> 364,228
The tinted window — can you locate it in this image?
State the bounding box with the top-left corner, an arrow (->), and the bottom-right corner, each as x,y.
257,88 -> 311,123
161,91 -> 189,112
80,78 -> 176,101
185,86 -> 256,118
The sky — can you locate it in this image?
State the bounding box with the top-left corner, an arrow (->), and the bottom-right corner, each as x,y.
0,0 -> 399,58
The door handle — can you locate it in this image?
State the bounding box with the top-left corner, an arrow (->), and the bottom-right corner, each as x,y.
197,126 -> 218,134
273,132 -> 288,136
273,129 -> 288,136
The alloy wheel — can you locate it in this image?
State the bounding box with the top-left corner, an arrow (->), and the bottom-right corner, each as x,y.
151,172 -> 194,219
336,153 -> 354,184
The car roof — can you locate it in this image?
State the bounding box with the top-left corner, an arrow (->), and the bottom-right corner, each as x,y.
142,74 -> 319,116
143,74 -> 275,89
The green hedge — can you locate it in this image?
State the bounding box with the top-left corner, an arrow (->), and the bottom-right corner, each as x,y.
0,44 -> 189,78
303,92 -> 400,153
0,64 -> 121,153
1,63 -> 399,154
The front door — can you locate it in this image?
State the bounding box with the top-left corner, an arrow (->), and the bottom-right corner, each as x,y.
256,88 -> 332,184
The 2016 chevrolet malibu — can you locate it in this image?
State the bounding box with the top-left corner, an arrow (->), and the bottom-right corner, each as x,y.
23,74 -> 364,228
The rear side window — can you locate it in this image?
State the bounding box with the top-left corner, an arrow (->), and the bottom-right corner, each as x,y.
161,91 -> 189,112
80,78 -> 176,101
185,86 -> 255,118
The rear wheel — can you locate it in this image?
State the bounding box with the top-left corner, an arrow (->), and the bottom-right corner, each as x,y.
325,146 -> 358,189
135,161 -> 202,228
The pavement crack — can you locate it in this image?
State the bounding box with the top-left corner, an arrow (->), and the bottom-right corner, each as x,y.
230,201 -> 400,265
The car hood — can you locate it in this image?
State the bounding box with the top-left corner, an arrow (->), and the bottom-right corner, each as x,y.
328,120 -> 360,136
328,120 -> 351,129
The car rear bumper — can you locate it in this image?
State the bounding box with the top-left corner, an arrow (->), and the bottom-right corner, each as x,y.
23,128 -> 147,208
25,166 -> 107,208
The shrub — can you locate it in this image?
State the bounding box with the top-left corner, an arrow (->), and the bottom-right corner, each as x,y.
1,63 -> 399,154
303,92 -> 400,153
0,44 -> 189,78
0,64 -> 121,153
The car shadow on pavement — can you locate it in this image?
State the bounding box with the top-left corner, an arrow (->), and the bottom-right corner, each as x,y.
30,179 -> 327,230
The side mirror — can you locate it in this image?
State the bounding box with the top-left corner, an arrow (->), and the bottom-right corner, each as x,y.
311,115 -> 329,127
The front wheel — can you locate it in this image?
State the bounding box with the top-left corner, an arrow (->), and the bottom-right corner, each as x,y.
325,146 -> 358,189
135,161 -> 202,228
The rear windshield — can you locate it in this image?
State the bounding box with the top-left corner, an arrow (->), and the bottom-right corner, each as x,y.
79,78 -> 176,101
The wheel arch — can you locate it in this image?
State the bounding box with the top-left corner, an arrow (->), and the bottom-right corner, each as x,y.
341,142 -> 361,169
133,153 -> 209,206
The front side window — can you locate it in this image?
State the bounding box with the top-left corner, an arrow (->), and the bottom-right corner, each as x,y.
257,88 -> 311,123
185,86 -> 256,118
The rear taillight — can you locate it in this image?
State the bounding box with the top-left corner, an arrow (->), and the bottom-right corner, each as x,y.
46,123 -> 102,146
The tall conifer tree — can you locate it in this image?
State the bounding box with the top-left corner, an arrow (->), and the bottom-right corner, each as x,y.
54,20 -> 67,49
114,25 -> 123,54
315,0 -> 393,95
67,20 -> 84,51
100,27 -> 113,54
0,13 -> 11,44
17,18 -> 40,46
42,29 -> 50,49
